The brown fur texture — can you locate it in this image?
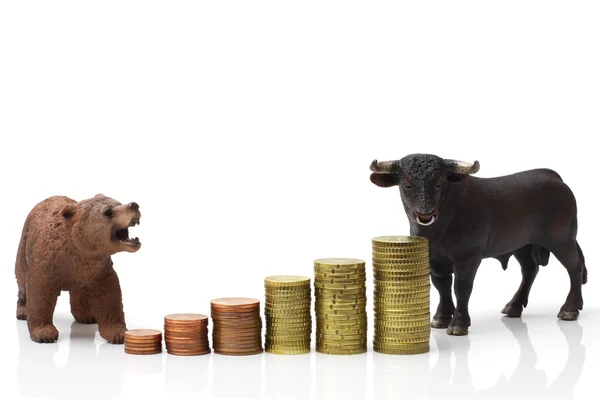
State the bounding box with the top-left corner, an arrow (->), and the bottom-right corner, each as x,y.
15,194 -> 141,344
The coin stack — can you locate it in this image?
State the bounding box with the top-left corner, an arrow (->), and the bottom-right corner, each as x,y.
211,298 -> 263,356
124,329 -> 163,355
372,236 -> 431,355
264,275 -> 312,355
164,313 -> 211,356
314,258 -> 367,355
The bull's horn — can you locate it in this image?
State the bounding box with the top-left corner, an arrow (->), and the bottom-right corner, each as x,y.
370,159 -> 400,173
444,159 -> 480,175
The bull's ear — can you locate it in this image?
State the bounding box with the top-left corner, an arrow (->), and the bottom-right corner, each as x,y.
370,173 -> 400,187
447,173 -> 469,183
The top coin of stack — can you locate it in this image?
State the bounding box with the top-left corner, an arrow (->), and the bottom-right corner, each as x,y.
372,236 -> 431,355
211,298 -> 263,356
124,329 -> 163,355
264,275 -> 312,355
314,258 -> 367,355
164,313 -> 211,356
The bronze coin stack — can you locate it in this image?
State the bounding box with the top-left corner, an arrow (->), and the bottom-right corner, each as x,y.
164,313 -> 211,356
124,329 -> 163,355
314,258 -> 367,355
372,235 -> 431,355
264,275 -> 312,355
211,297 -> 263,356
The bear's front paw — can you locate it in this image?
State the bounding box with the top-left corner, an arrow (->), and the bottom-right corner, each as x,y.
30,325 -> 59,343
99,325 -> 127,344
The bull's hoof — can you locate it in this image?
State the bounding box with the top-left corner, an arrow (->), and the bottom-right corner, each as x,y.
431,316 -> 452,329
446,325 -> 469,336
557,309 -> 579,321
501,303 -> 523,318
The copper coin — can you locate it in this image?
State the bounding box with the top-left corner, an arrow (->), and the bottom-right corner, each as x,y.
125,348 -> 162,355
211,298 -> 260,312
214,348 -> 263,356
125,345 -> 163,352
167,349 -> 211,356
125,329 -> 162,338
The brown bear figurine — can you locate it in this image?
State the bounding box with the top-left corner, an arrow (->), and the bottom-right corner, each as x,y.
15,194 -> 141,344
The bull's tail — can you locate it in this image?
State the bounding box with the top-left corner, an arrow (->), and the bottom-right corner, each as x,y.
577,242 -> 588,285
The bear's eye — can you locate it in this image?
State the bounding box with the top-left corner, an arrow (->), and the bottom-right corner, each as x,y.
104,209 -> 113,218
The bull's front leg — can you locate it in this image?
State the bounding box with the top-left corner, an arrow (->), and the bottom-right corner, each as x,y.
430,258 -> 455,328
447,257 -> 482,336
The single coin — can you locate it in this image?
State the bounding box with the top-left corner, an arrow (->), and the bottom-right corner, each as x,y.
314,258 -> 365,266
211,298 -> 260,311
164,313 -> 209,323
214,349 -> 263,356
167,349 -> 211,356
266,348 -> 310,355
124,329 -> 162,339
125,348 -> 162,355
265,275 -> 311,286
374,345 -> 429,355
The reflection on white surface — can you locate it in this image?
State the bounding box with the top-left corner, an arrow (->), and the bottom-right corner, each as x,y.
315,352 -> 368,400
212,352 -> 263,398
372,317 -> 586,400
16,314 -> 163,399
264,353 -> 311,400
11,311 -> 591,399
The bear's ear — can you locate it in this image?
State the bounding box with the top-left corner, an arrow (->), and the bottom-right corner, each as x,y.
95,193 -> 105,198
62,204 -> 76,220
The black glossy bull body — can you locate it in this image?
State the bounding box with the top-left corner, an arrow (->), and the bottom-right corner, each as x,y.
370,154 -> 586,335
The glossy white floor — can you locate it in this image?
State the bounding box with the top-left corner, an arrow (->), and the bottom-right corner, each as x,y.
4,302 -> 598,400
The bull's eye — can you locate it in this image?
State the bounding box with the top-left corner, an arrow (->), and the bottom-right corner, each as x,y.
104,209 -> 113,218
436,183 -> 441,190
403,183 -> 412,189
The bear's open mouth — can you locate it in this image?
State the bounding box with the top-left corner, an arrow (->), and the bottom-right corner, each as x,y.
112,218 -> 140,245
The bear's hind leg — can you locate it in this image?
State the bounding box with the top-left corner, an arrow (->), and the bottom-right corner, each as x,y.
70,287 -> 97,324
17,289 -> 27,320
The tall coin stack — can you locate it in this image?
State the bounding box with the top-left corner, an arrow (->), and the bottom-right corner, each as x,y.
372,236 -> 431,355
314,258 -> 367,355
211,298 -> 263,356
164,313 -> 211,356
264,275 -> 312,355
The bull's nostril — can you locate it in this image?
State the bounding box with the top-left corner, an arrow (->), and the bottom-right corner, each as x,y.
129,202 -> 139,211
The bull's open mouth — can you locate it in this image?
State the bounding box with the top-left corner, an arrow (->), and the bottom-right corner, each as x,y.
112,218 -> 141,245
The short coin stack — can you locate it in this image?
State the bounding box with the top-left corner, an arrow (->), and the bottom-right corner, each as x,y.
314,258 -> 367,355
124,329 -> 162,355
164,313 -> 211,356
372,235 -> 431,355
264,275 -> 312,355
211,298 -> 263,356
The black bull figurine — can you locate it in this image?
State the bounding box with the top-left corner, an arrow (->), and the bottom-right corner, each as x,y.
370,153 -> 587,336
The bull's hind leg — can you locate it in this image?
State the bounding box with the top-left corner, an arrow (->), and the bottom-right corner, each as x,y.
501,246 -> 539,317
551,240 -> 584,321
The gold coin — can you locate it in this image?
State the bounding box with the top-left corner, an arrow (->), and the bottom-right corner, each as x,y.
317,343 -> 367,350
265,275 -> 310,286
266,348 -> 311,355
372,235 -> 428,245
314,277 -> 366,285
374,345 -> 429,355
314,258 -> 366,266
314,271 -> 367,279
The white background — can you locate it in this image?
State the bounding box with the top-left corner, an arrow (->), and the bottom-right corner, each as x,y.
0,1 -> 599,399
